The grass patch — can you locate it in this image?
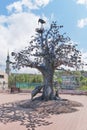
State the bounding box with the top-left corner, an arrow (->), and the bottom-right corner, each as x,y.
78,85 -> 87,91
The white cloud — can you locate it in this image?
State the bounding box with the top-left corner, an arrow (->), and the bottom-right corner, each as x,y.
15,67 -> 40,74
0,12 -> 39,63
76,0 -> 87,5
7,0 -> 38,13
76,1 -> 87,28
35,0 -> 52,7
80,51 -> 87,70
77,18 -> 87,28
6,0 -> 52,13
7,1 -> 23,13
0,0 -> 52,73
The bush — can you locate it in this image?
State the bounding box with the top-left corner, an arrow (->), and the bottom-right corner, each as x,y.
79,85 -> 87,91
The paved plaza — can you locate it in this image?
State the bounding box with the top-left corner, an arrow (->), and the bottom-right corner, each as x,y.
0,93 -> 87,130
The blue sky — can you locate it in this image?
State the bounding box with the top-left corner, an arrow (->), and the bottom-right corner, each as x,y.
0,0 -> 87,73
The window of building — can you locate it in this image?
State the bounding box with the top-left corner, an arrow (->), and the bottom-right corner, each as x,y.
0,75 -> 4,78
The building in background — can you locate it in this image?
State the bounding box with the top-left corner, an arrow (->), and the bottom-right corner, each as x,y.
0,70 -> 8,90
5,51 -> 11,76
61,75 -> 78,89
0,51 -> 11,90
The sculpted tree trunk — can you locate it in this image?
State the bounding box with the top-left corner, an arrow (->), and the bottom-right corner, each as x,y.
12,20 -> 82,101
42,66 -> 54,100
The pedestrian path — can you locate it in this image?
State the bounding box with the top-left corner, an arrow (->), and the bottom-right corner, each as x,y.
37,94 -> 87,130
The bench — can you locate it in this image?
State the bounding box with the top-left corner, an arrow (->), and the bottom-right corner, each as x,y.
10,86 -> 20,93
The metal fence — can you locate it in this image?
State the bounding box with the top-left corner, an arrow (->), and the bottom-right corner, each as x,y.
16,82 -> 42,88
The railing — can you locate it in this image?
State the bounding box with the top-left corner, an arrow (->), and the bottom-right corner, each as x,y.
16,82 -> 42,88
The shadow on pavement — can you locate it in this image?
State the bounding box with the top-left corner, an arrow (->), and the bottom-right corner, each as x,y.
0,98 -> 82,130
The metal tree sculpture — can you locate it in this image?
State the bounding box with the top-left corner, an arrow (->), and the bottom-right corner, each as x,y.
12,20 -> 81,100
